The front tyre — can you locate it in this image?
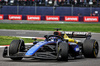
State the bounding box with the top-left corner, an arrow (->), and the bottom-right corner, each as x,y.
83,39 -> 99,58
9,40 -> 25,60
57,42 -> 69,61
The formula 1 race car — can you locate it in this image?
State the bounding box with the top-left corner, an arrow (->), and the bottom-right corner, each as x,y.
3,28 -> 99,61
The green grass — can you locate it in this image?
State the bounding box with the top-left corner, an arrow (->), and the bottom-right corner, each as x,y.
0,23 -> 99,45
0,23 -> 100,32
0,36 -> 43,45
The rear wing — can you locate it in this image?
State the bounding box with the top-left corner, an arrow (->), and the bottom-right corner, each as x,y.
62,32 -> 91,38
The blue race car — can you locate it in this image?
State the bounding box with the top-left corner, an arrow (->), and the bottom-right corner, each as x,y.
3,29 -> 99,61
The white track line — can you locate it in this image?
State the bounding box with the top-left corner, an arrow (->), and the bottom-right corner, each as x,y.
0,43 -> 33,48
17,36 -> 43,38
0,46 -> 6,48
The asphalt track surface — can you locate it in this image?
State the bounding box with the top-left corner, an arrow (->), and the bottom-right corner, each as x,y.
0,20 -> 80,24
0,29 -> 100,66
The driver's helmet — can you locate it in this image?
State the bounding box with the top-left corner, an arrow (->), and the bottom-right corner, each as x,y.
49,37 -> 58,41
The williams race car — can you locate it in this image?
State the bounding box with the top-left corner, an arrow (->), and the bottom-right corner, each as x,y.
3,28 -> 99,61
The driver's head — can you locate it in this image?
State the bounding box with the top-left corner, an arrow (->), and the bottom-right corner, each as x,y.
49,37 -> 58,41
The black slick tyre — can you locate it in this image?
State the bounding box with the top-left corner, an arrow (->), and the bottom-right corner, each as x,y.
9,40 -> 25,60
83,39 -> 99,58
57,42 -> 69,61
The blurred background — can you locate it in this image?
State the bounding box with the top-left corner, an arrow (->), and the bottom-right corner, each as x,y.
0,0 -> 100,7
0,0 -> 100,19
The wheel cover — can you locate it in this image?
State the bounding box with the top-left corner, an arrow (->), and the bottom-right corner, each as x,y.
93,42 -> 99,57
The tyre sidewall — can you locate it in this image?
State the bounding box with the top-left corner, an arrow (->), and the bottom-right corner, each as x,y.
83,39 -> 99,58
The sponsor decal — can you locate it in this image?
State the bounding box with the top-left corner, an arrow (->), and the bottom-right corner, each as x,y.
27,15 -> 41,21
46,16 -> 60,21
8,15 -> 22,20
35,45 -> 39,47
64,16 -> 79,22
0,15 -> 3,20
75,48 -> 79,51
84,16 -> 98,22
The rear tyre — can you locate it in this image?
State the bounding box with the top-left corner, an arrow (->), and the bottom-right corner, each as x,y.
83,39 -> 99,58
9,40 -> 25,60
57,42 -> 69,61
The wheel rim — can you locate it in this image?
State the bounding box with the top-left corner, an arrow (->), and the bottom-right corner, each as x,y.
94,43 -> 98,55
57,49 -> 62,59
94,42 -> 99,57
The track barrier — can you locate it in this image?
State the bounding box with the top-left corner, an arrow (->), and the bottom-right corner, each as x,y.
0,14 -> 100,22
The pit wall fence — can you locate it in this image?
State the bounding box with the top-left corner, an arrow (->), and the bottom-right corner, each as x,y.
0,6 -> 100,16
0,6 -> 100,22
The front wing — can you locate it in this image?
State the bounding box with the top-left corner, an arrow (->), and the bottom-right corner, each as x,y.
3,47 -> 57,59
